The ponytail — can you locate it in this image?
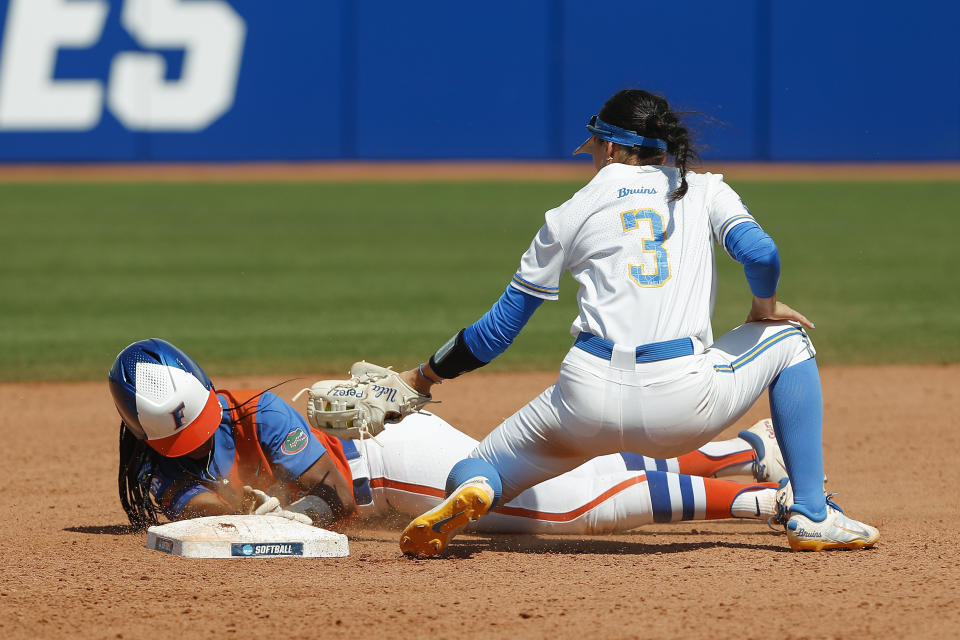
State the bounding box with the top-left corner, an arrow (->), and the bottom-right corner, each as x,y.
597,89 -> 699,201
659,109 -> 695,201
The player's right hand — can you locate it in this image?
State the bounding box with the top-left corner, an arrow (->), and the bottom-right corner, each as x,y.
242,486 -> 281,515
746,296 -> 814,330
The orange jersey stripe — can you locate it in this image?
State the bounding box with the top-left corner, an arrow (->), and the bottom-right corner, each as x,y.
493,475 -> 648,523
370,474 -> 649,523
369,477 -> 446,498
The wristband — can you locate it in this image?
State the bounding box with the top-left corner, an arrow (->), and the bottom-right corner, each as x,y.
418,363 -> 442,384
428,329 -> 487,379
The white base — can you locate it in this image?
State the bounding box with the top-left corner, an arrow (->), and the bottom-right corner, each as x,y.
146,515 -> 349,558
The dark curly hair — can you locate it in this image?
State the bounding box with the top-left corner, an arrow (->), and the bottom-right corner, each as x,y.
118,421 -> 161,529
597,89 -> 699,202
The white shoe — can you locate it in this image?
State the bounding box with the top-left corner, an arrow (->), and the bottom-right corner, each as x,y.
739,419 -> 787,483
787,505 -> 880,551
770,480 -> 879,551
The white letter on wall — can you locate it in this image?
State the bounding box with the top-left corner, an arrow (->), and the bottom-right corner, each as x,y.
108,0 -> 246,131
0,0 -> 108,130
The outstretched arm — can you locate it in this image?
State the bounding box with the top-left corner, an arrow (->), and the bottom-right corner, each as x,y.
288,454 -> 357,527
401,285 -> 545,393
180,490 -> 233,519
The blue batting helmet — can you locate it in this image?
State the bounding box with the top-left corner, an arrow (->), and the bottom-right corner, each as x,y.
108,338 -> 221,457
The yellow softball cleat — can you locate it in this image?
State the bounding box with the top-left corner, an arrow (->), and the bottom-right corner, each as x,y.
399,479 -> 494,557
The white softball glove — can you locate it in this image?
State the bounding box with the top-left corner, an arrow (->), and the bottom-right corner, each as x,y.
241,486 -> 313,526
293,361 -> 433,441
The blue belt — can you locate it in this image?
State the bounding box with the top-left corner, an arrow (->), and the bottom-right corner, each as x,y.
574,333 -> 695,363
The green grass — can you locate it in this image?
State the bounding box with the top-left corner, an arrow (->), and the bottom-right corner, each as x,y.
722,181 -> 960,364
0,179 -> 957,381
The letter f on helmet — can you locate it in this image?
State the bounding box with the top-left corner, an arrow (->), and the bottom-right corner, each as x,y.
109,338 -> 221,457
171,401 -> 187,429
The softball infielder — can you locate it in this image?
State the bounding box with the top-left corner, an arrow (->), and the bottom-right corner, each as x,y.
110,339 -> 789,534
397,89 -> 879,554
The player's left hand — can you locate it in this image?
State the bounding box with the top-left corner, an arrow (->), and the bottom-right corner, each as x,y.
746,296 -> 814,330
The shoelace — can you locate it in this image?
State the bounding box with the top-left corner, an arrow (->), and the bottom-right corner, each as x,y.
767,478 -> 792,530
354,420 -> 384,448
767,504 -> 790,531
768,491 -> 844,531
825,493 -> 843,513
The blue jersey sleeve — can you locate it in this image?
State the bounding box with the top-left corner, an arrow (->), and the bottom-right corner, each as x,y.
463,285 -> 544,363
255,392 -> 327,480
148,459 -> 216,520
724,221 -> 781,299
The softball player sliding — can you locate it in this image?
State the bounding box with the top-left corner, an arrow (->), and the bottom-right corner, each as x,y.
110,338 -> 791,534
398,89 -> 879,554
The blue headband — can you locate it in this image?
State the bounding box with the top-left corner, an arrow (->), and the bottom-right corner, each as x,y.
586,115 -> 668,151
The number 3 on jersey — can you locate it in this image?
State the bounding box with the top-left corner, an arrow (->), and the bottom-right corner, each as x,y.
621,209 -> 670,287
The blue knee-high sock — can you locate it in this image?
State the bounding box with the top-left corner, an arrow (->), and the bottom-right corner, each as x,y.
768,358 -> 827,520
445,457 -> 503,508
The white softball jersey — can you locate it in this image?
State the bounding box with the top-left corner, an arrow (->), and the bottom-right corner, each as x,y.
510,164 -> 757,349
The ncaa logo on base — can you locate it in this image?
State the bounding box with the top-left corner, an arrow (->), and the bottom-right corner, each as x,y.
231,543 -> 304,556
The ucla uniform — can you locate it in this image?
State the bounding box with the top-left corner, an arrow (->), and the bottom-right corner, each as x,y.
461,165 -> 814,500
401,94 -> 876,553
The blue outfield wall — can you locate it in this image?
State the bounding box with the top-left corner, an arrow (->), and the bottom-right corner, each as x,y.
0,0 -> 956,162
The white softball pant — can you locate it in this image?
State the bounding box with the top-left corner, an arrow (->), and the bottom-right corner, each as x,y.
474,321 -> 815,501
347,412 -> 657,534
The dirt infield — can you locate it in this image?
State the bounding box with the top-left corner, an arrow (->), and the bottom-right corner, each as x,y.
1,365 -> 957,639
0,161 -> 958,182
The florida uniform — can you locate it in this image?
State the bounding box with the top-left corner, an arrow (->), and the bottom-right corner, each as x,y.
146,389 -> 354,519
